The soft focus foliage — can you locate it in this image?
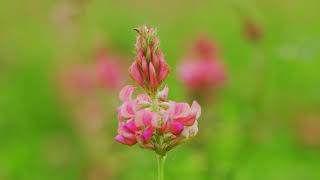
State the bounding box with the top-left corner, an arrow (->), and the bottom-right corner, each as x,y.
1,0 -> 320,180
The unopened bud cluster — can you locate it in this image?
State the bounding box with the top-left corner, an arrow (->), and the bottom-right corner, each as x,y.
129,26 -> 170,97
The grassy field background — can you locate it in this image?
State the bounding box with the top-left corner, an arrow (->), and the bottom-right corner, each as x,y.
1,0 -> 320,179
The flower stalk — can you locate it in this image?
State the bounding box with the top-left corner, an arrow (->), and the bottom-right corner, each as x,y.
157,154 -> 166,180
114,25 -> 202,179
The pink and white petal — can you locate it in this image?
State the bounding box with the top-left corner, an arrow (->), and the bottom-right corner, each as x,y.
158,62 -> 170,82
181,121 -> 198,138
118,122 -> 135,139
120,101 -> 136,118
174,114 -> 197,126
136,94 -> 151,103
114,135 -> 137,145
124,119 -> 139,132
173,102 -> 190,117
119,85 -> 135,102
149,62 -> 158,89
135,109 -> 157,127
120,128 -> 136,139
129,62 -> 144,86
117,107 -> 126,121
190,101 -> 201,119
142,127 -> 154,143
157,85 -> 169,101
170,121 -> 184,135
150,113 -> 161,128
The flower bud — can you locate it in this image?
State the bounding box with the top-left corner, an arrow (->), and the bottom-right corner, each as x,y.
149,62 -> 158,92
129,61 -> 144,87
130,25 -> 170,95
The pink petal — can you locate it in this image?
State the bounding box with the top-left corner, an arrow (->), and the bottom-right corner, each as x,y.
136,48 -> 144,64
158,62 -> 170,82
135,109 -> 157,127
141,56 -> 149,78
149,62 -> 158,89
181,120 -> 199,138
124,119 -> 139,132
150,113 -> 161,128
114,135 -> 137,145
129,61 -> 144,86
170,121 -> 184,135
117,110 -> 126,121
142,127 -> 154,143
175,114 -> 196,126
151,51 -> 160,71
190,101 -> 201,119
119,101 -> 136,119
157,85 -> 168,101
119,85 -> 135,102
136,94 -> 151,103
118,122 -> 135,139
170,102 -> 190,117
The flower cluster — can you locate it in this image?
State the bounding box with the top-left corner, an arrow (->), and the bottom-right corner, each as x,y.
115,26 -> 201,155
115,85 -> 200,154
178,37 -> 226,90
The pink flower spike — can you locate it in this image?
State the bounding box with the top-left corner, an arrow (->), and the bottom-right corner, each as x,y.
142,127 -> 154,143
170,121 -> 184,136
149,62 -> 158,89
115,135 -> 137,146
129,61 -> 144,86
114,26 -> 203,155
119,85 -> 135,102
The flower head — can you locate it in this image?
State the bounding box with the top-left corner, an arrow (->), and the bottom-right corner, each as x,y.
115,26 -> 201,155
115,85 -> 201,154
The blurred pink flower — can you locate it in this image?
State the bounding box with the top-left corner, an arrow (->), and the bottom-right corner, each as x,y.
96,49 -> 124,90
178,37 -> 226,90
57,65 -> 96,99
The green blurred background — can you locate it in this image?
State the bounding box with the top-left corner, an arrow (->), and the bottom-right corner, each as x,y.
1,0 -> 320,179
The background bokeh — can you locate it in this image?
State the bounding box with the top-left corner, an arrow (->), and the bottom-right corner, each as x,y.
1,0 -> 320,179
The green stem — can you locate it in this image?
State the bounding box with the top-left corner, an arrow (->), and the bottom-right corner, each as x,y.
157,154 -> 166,180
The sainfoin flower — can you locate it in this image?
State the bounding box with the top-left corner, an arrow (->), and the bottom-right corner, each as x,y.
115,26 -> 201,156
178,37 -> 226,90
96,48 -> 124,90
115,85 -> 201,153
